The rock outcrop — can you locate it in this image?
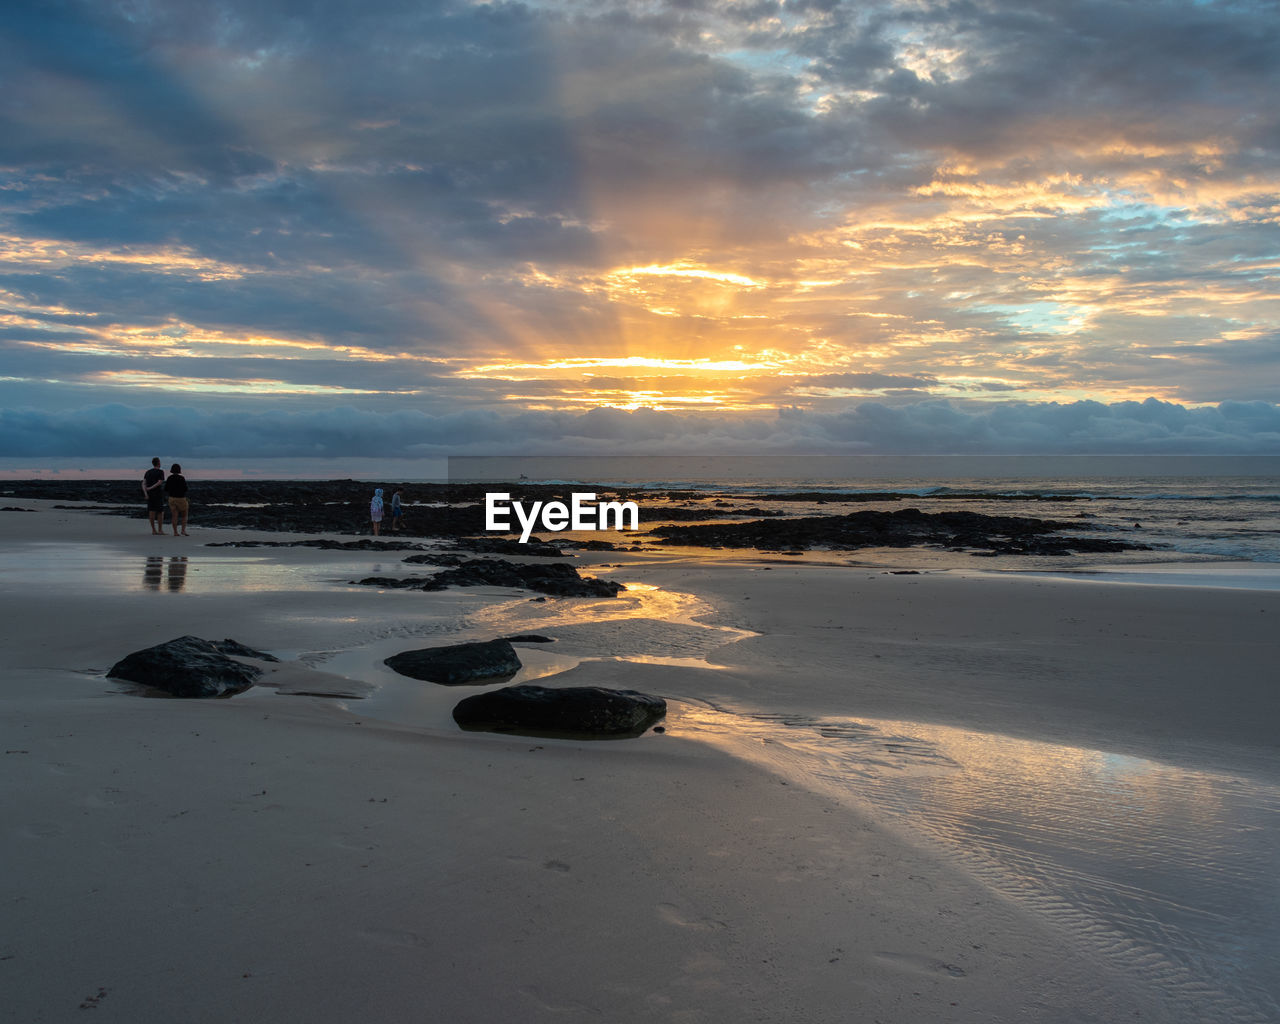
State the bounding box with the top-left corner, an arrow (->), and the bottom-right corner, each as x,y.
653,507 -> 1151,556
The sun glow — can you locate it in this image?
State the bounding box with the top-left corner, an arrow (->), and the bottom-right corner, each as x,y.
463,355 -> 780,376
608,262 -> 766,289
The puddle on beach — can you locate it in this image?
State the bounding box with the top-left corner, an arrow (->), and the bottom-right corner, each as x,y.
0,542 -> 386,594
272,578 -> 751,730
672,701 -> 1280,1024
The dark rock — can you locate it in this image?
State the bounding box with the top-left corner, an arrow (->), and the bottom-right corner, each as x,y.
451,536 -> 566,557
647,505 -> 784,521
207,538 -> 429,551
652,507 -> 1151,557
353,557 -> 624,598
503,634 -> 556,643
384,639 -> 521,685
452,685 -> 667,738
107,635 -> 263,698
402,553 -> 467,566
355,575 -> 437,588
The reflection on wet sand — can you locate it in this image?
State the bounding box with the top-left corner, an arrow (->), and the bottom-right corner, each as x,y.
673,702 -> 1280,1024
142,556 -> 188,592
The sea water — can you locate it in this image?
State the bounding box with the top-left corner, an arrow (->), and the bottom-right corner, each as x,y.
449,455 -> 1280,568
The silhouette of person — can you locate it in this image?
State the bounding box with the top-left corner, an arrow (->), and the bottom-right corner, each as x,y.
142,457 -> 166,534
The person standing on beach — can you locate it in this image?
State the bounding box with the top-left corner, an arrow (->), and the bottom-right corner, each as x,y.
370,488 -> 384,536
165,463 -> 189,537
390,489 -> 403,531
142,457 -> 166,534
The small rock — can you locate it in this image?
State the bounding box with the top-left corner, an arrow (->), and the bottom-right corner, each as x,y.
453,685 -> 667,739
384,639 -> 521,685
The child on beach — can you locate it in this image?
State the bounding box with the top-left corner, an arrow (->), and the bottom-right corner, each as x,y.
370,488 -> 384,536
391,489 -> 403,531
164,464 -> 189,536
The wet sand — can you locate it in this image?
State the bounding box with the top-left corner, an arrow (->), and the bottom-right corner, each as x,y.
2,501 -> 1278,1022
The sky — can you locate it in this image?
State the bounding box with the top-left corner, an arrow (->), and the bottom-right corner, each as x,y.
2,0 -> 1279,469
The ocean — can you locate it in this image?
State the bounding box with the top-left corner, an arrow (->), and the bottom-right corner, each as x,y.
449,455 -> 1280,573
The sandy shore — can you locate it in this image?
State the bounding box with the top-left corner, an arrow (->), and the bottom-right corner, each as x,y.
3,502 -> 1278,1022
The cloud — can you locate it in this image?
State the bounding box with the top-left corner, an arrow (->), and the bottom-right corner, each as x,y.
1,0 -> 1277,427
2,398 -> 1277,459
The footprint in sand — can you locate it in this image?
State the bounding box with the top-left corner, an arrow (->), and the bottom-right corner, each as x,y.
358,928 -> 432,950
873,951 -> 967,977
83,788 -> 130,809
657,903 -> 728,931
45,761 -> 82,776
17,822 -> 65,839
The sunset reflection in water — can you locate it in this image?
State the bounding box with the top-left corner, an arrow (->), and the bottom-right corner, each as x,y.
672,702 -> 1280,1023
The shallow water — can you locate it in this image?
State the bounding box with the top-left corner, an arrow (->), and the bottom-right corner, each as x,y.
0,541 -> 393,595
272,576 -> 750,731
966,560 -> 1280,591
670,702 -> 1280,1023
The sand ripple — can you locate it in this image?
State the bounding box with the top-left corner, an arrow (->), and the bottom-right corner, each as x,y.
676,701 -> 1280,1023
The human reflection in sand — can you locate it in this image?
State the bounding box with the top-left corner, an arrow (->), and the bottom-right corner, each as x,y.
166,556 -> 187,591
142,556 -> 164,590
142,556 -> 188,592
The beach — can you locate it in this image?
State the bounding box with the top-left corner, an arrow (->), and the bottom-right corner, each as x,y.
3,500 -> 1278,1023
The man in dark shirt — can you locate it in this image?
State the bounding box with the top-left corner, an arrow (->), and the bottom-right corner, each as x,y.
142,457 -> 165,534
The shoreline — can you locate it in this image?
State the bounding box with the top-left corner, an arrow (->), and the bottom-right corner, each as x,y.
3,502 -> 1278,1021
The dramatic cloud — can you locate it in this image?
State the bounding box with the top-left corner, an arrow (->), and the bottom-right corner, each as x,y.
2,0 -> 1278,458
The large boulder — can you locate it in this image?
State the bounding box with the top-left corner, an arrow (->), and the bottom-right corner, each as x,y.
384,639 -> 521,685
107,636 -> 267,698
452,685 -> 667,739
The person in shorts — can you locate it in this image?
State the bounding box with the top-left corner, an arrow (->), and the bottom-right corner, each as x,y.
142,457 -> 166,534
165,463 -> 189,537
370,488 -> 384,536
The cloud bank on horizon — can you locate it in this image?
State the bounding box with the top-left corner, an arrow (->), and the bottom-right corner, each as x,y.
4,398 -> 1279,458
2,0 -> 1278,458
